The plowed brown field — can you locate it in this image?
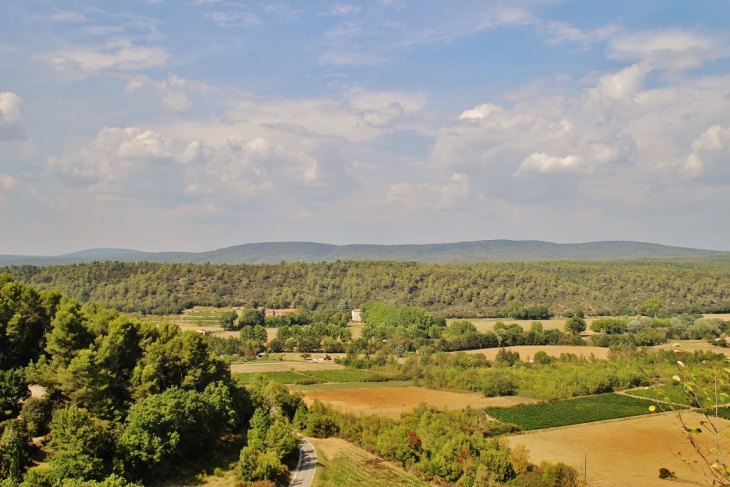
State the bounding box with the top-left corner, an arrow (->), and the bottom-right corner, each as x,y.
302,386 -> 537,419
509,412 -> 730,487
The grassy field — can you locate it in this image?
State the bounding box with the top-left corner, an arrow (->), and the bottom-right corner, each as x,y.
509,412 -> 730,487
302,387 -> 537,419
461,345 -> 610,361
486,393 -> 660,430
310,437 -> 429,487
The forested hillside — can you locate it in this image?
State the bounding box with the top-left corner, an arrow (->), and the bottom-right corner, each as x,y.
5,259 -> 730,317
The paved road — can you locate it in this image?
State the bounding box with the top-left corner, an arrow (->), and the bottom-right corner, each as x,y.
289,438 -> 317,487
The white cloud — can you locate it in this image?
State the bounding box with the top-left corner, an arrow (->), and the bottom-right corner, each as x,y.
50,11 -> 87,22
43,39 -> 168,73
205,12 -> 262,28
540,21 -> 619,46
0,92 -> 25,141
517,153 -> 586,174
607,30 -> 722,70
684,125 -> 730,180
0,92 -> 22,127
324,5 -> 362,16
588,64 -> 645,102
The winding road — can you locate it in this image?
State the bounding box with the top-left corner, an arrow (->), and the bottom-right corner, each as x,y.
289,438 -> 317,487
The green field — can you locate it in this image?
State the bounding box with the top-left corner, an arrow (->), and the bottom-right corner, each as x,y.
486,393 -> 661,431
179,308 -> 232,324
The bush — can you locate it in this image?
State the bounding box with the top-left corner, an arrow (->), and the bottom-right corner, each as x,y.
20,397 -> 52,437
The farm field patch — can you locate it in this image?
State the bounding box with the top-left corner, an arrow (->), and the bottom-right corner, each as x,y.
652,339 -> 730,356
302,387 -> 537,419
310,437 -> 428,487
230,361 -> 344,373
233,368 -> 396,385
289,381 -> 413,392
509,412 -> 730,487
486,393 -> 658,430
461,345 -> 610,361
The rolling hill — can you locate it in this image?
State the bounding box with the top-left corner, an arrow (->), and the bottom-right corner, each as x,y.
1,240 -> 727,266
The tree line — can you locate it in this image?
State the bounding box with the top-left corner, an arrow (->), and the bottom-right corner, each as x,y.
5,259 -> 730,317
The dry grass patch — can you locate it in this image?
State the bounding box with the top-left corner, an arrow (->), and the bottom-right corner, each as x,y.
230,361 -> 345,373
652,339 -> 730,357
310,437 -> 428,487
302,387 -> 537,419
461,345 -> 609,361
509,412 -> 730,487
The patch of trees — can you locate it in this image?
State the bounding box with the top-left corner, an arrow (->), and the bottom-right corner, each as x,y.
0,274 -> 305,486
6,259 -> 730,317
341,345 -> 728,402
589,314 -> 730,348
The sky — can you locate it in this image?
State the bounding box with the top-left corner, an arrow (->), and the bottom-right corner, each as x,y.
1,1 -> 730,254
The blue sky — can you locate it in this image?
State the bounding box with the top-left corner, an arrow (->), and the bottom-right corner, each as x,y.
1,0 -> 730,254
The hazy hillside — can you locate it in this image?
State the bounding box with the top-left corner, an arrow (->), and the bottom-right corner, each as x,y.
1,240 -> 726,266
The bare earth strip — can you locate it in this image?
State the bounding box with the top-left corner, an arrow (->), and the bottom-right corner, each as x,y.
230,362 -> 345,373
509,412 -> 730,487
461,345 -> 610,361
302,387 -> 537,419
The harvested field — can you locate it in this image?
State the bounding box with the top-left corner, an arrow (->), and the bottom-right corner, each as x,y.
302,387 -> 537,419
652,339 -> 730,357
461,345 -> 610,361
310,437 -> 427,487
230,361 -> 344,373
509,412 -> 730,487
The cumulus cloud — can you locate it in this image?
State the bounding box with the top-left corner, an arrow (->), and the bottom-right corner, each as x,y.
684,125 -> 730,181
0,92 -> 25,141
42,39 -> 168,74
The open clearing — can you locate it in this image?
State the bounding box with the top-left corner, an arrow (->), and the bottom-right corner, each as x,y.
302,387 -> 537,419
230,361 -> 344,373
510,412 -> 730,487
461,345 -> 610,361
310,437 -> 427,487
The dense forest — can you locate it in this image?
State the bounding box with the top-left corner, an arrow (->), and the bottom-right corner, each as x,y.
4,259 -> 730,317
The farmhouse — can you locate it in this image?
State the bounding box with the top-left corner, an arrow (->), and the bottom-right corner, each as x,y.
351,309 -> 362,322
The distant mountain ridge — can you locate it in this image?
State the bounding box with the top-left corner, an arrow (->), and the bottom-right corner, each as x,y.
1,240 -> 728,267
